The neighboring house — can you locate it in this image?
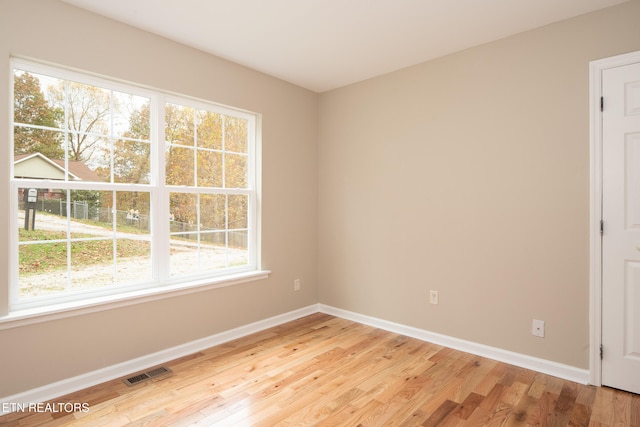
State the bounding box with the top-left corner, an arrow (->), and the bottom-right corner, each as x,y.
14,153 -> 103,200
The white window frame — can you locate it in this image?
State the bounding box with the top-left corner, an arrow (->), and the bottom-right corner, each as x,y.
2,58 -> 267,323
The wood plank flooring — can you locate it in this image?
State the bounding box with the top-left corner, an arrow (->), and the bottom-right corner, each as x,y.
1,313 -> 639,426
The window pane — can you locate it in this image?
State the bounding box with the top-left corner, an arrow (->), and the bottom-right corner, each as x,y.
169,209 -> 197,276
19,242 -> 68,299
115,190 -> 150,232
166,103 -> 194,146
197,110 -> 222,150
225,153 -> 248,188
67,132 -> 113,182
13,70 -> 63,130
114,140 -> 151,184
68,134 -> 111,182
200,194 -> 226,230
199,237 -> 229,272
169,192 -> 197,226
18,187 -> 68,236
116,238 -> 151,283
113,92 -> 150,140
224,116 -> 248,153
170,244 -> 198,277
228,194 -> 248,229
196,150 -> 222,187
69,189 -> 104,223
69,238 -> 114,291
64,81 -> 111,144
166,146 -> 195,186
229,230 -> 249,267
93,190 -> 115,228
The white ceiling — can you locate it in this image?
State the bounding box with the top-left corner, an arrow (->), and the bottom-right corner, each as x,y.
62,0 -> 627,93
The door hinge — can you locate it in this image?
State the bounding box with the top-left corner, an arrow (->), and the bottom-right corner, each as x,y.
600,220 -> 604,235
601,96 -> 604,112
600,344 -> 604,360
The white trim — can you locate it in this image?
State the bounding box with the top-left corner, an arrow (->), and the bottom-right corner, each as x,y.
589,49 -> 640,388
318,305 -> 590,385
0,304 -> 318,412
2,303 -> 594,414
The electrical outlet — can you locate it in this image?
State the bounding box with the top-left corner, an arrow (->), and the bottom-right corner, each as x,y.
429,290 -> 439,305
294,279 -> 301,291
532,319 -> 545,337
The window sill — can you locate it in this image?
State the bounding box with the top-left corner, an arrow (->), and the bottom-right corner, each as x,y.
0,270 -> 270,330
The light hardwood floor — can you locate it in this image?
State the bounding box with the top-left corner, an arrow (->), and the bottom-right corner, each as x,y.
1,313 -> 639,426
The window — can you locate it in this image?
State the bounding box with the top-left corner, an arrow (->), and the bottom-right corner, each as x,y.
9,59 -> 261,312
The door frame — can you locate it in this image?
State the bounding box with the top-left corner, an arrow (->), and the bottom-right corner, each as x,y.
590,49 -> 640,387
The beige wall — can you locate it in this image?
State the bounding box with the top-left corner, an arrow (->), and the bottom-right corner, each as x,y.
318,0 -> 640,368
0,0 -> 318,397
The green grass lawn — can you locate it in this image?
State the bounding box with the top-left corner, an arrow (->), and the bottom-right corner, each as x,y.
18,228 -> 150,276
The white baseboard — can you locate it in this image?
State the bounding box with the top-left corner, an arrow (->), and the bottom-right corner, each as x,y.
0,304 -> 319,411
317,304 -> 590,385
2,303 -> 590,414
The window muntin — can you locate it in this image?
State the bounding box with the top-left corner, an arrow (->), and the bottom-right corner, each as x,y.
10,59 -> 258,311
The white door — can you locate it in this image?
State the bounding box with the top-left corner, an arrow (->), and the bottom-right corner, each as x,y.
602,61 -> 640,394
